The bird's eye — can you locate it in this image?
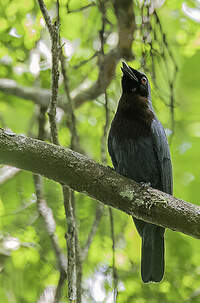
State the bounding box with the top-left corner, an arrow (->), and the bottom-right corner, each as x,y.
141,77 -> 147,85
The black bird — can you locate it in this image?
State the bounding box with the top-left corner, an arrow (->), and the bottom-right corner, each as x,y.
108,62 -> 173,283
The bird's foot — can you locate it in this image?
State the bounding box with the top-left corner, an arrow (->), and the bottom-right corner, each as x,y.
139,182 -> 154,210
140,182 -> 151,188
107,165 -> 114,171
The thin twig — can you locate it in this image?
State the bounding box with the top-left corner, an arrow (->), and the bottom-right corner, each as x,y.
0,113 -> 6,128
37,1 -> 77,302
109,208 -> 118,302
1,0 -> 136,113
81,203 -> 104,261
73,51 -> 100,69
34,174 -> 67,303
99,0 -> 110,164
139,3 -> 178,139
37,0 -> 54,38
35,106 -> 67,303
71,192 -> 82,303
58,22 -> 81,303
0,200 -> 34,218
99,2 -> 118,300
38,106 -> 47,140
59,50 -> 79,150
153,10 -> 178,135
66,2 -> 96,14
58,6 -> 83,299
48,20 -> 60,145
0,166 -> 20,185
56,0 -> 60,24
183,287 -> 200,303
63,186 -> 77,303
54,271 -> 68,303
101,90 -> 110,163
37,0 -> 60,145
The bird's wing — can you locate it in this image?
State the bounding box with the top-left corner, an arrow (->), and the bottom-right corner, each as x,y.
151,118 -> 173,194
108,129 -> 161,185
108,131 -> 118,169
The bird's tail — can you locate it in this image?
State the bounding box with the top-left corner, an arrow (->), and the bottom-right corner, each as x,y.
141,224 -> 165,283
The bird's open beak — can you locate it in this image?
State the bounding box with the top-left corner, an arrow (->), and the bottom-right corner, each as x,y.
121,62 -> 138,82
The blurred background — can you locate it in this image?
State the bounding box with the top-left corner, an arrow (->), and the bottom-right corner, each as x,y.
0,0 -> 200,302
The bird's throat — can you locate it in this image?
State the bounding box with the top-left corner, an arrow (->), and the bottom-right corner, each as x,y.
118,94 -> 154,125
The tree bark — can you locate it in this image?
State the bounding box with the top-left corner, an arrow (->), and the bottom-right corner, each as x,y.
0,129 -> 200,239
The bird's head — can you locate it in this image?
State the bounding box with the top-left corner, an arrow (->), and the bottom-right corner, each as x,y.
121,62 -> 150,98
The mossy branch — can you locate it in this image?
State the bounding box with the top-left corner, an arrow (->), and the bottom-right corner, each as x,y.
0,128 -> 200,239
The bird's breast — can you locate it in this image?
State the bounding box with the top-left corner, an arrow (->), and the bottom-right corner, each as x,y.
111,113 -> 153,142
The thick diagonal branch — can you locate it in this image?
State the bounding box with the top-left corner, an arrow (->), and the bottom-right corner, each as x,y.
0,129 -> 199,239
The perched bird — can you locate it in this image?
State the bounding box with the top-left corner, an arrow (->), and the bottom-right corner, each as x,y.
108,62 -> 173,283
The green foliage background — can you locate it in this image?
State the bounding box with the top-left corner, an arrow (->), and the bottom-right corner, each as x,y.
1,0 -> 200,302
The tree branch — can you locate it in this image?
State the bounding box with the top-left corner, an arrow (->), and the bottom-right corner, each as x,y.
63,186 -> 77,303
34,106 -> 67,303
37,1 -> 78,301
0,165 -> 20,185
34,174 -> 67,303
37,0 -> 54,39
114,0 -> 135,60
0,51 -> 117,110
0,129 -> 199,239
109,207 -> 118,301
0,79 -> 53,108
66,2 -> 96,14
81,203 -> 104,261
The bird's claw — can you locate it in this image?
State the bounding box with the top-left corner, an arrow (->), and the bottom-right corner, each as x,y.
107,165 -> 114,171
140,182 -> 151,188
